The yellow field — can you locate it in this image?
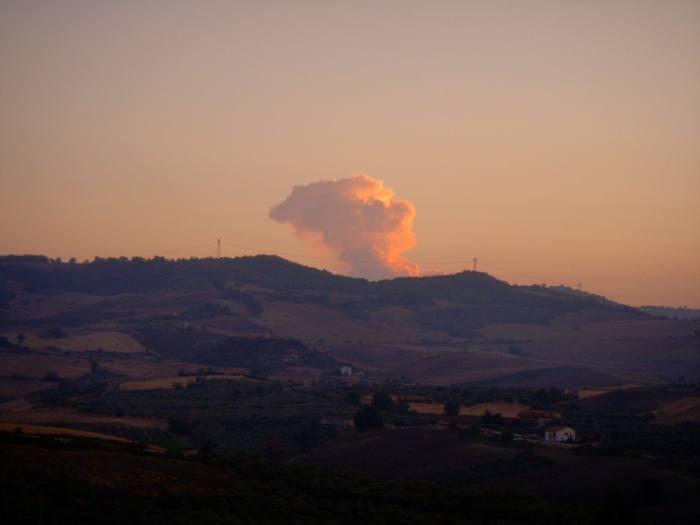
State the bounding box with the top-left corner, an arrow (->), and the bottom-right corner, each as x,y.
19,330 -> 146,354
458,402 -> 531,418
119,375 -> 245,390
0,353 -> 91,378
408,402 -> 531,418
1,422 -> 130,442
577,384 -> 646,399
0,379 -> 55,397
408,402 -> 445,414
0,404 -> 168,430
652,395 -> 700,424
119,376 -> 194,390
261,301 -> 427,345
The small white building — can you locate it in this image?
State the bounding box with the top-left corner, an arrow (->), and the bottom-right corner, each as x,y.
339,366 -> 352,376
544,426 -> 576,443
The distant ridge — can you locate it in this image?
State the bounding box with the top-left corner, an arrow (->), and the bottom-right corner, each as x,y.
548,284 -> 700,320
0,254 -> 645,332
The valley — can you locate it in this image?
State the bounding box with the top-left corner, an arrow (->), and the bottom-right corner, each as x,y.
1,255 -> 699,524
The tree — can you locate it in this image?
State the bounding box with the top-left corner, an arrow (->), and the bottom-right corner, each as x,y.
500,430 -> 514,444
371,391 -> 395,411
508,345 -> 522,356
594,492 -> 639,525
264,438 -> 286,461
395,398 -> 411,415
346,391 -> 361,404
168,417 -> 191,436
16,333 -> 26,345
531,388 -> 552,409
548,388 -> 563,404
354,406 -> 384,431
444,400 -> 461,416
481,410 -> 504,427
636,477 -> 665,506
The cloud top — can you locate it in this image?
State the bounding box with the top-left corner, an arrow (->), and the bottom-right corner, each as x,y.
269,175 -> 419,280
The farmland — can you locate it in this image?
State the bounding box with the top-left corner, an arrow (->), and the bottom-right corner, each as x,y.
1,255 -> 699,524
0,433 -> 599,525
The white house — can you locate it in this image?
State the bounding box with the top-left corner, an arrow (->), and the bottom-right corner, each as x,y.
544,426 -> 576,443
339,366 -> 352,376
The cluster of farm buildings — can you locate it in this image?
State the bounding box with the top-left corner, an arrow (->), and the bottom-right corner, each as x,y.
318,408 -> 577,443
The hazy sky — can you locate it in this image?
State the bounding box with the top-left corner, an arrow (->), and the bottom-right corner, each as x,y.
1,1 -> 699,307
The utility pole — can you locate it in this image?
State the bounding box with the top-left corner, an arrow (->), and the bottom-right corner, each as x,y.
216,239 -> 221,259
473,258 -> 478,272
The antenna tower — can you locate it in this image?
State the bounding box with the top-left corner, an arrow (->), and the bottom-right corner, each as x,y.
577,283 -> 582,292
473,258 -> 478,272
216,239 -> 221,259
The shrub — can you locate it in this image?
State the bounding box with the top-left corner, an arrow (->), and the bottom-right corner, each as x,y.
264,438 -> 286,461
354,406 -> 383,431
444,400 -> 461,416
636,477 -> 665,506
371,392 -> 394,411
43,372 -> 60,382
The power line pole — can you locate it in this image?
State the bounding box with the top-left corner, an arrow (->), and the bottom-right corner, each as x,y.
473,258 -> 477,272
216,239 -> 221,259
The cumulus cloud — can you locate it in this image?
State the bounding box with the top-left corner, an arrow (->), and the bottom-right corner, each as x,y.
269,174 -> 420,280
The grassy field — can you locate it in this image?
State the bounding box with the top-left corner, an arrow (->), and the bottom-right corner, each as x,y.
554,386 -> 695,415
4,279 -> 696,388
652,395 -> 700,424
576,384 -> 647,399
0,353 -> 91,378
0,378 -> 55,397
0,402 -> 168,428
0,437 -> 597,525
296,426 -> 700,525
16,330 -> 146,354
294,427 -> 516,480
0,422 -> 143,444
260,301 -> 424,345
119,376 -> 196,390
119,374 -> 248,390
473,450 -> 700,525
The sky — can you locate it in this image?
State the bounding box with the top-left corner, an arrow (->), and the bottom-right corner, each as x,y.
1,1 -> 699,308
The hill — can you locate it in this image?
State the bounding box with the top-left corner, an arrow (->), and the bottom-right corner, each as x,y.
1,254 -> 698,392
2,254 -> 698,525
0,430 -> 598,525
294,426 -> 700,525
0,254 -> 639,329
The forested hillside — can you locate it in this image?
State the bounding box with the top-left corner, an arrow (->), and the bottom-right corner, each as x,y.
0,255 -> 643,333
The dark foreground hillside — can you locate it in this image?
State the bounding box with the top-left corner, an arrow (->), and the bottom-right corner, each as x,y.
295,426 -> 700,525
0,433 -> 595,525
